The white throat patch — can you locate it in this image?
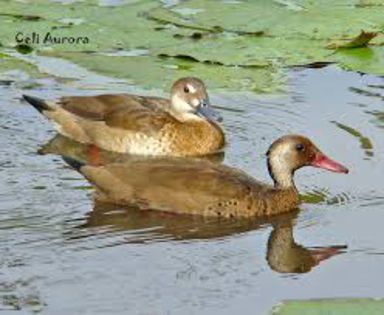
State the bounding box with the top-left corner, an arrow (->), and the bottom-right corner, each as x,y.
269,144 -> 294,189
171,94 -> 201,122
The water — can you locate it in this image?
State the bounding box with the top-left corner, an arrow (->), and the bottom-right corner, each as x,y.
0,58 -> 384,314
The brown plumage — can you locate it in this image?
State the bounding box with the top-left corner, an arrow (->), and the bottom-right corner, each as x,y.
63,135 -> 348,218
23,77 -> 225,156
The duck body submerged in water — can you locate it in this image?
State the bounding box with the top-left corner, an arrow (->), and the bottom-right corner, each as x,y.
23,77 -> 225,157
63,135 -> 348,218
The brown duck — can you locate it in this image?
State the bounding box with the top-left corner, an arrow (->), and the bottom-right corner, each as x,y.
23,77 -> 225,157
63,135 -> 349,218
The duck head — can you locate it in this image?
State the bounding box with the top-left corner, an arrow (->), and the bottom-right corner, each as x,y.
170,77 -> 222,123
267,135 -> 348,189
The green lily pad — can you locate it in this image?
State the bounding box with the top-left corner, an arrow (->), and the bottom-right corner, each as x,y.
46,51 -> 285,92
0,0 -> 179,52
271,298 -> 384,315
331,46 -> 384,75
148,0 -> 384,70
155,36 -> 333,67
148,0 -> 384,40
327,30 -> 378,49
0,0 -> 383,92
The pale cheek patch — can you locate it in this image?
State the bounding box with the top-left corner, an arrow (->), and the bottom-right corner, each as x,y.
172,95 -> 193,113
191,98 -> 200,107
186,84 -> 196,94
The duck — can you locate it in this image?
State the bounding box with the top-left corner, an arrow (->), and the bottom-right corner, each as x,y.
23,77 -> 225,157
63,135 -> 349,218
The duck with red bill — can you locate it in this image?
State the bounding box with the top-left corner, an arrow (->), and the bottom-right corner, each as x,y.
63,135 -> 349,219
311,152 -> 349,174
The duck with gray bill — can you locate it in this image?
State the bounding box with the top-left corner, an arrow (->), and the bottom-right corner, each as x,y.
23,77 -> 225,157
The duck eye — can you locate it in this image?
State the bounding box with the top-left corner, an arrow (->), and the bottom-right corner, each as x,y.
295,143 -> 305,152
184,86 -> 190,93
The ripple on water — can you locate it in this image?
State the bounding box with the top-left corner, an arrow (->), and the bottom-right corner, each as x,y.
301,183 -> 384,210
301,185 -> 359,208
62,203 -> 276,247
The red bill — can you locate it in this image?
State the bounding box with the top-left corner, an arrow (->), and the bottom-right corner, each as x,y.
311,152 -> 349,174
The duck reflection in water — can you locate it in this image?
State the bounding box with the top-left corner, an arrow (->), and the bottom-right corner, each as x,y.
73,204 -> 346,274
266,216 -> 346,273
39,134 -> 225,165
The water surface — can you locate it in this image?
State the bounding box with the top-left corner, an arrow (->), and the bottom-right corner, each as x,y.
0,60 -> 384,314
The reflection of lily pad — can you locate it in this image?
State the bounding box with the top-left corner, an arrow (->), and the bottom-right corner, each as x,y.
368,110 -> 384,129
332,121 -> 374,158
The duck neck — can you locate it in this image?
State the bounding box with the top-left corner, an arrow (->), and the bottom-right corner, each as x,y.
267,157 -> 297,191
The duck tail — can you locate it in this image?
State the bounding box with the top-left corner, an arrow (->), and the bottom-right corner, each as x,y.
62,156 -> 86,173
22,94 -> 52,113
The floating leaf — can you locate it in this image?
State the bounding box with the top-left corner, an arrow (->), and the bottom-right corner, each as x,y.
0,0 -> 383,92
271,298 -> 384,315
331,46 -> 384,75
327,30 -> 378,49
148,0 -> 384,40
45,51 -> 285,92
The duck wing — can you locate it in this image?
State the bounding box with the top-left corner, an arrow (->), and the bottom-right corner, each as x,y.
60,94 -> 174,133
81,159 -> 266,215
59,94 -> 170,120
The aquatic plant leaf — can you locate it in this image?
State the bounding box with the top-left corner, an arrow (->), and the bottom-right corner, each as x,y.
148,0 -> 384,40
0,1 -> 176,51
46,51 -> 285,93
271,298 -> 384,315
148,0 -> 384,72
0,0 -> 383,92
155,36 -> 332,67
331,46 -> 384,75
327,30 -> 378,49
